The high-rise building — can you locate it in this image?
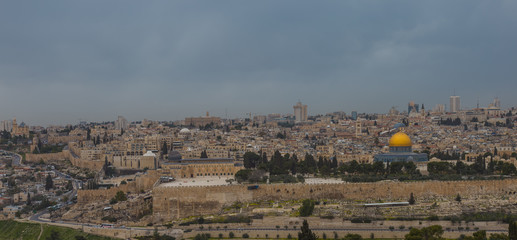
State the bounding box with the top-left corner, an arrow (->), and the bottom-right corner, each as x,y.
293,101 -> 308,123
115,116 -> 128,130
491,97 -> 501,108
450,96 -> 460,113
433,104 -> 445,113
351,111 -> 358,120
408,101 -> 420,114
0,120 -> 12,132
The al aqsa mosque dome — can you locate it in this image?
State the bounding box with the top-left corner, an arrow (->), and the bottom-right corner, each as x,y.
374,130 -> 428,163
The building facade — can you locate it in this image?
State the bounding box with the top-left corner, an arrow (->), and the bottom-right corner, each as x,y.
293,101 -> 308,123
450,96 -> 460,113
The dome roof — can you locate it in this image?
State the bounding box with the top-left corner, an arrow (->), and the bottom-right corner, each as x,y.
168,151 -> 182,161
389,132 -> 412,147
179,128 -> 191,134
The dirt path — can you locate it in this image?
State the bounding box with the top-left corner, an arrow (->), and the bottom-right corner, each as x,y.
37,223 -> 43,240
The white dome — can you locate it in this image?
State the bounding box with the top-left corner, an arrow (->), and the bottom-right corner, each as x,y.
179,128 -> 191,134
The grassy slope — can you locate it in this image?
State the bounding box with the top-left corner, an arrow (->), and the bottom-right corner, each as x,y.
0,220 -> 118,240
0,220 -> 41,240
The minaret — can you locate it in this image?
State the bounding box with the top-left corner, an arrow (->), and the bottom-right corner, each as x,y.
421,104 -> 425,117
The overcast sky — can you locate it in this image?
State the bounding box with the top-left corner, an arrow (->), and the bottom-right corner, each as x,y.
1,1 -> 516,126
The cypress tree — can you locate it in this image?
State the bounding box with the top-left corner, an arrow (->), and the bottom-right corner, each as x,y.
409,192 -> 415,205
45,174 -> 53,190
298,220 -> 317,240
509,220 -> 517,240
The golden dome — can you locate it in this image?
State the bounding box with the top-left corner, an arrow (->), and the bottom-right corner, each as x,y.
389,132 -> 412,147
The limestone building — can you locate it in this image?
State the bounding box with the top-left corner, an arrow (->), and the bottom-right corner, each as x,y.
112,151 -> 158,170
160,151 -> 242,178
185,112 -> 221,128
10,118 -> 29,137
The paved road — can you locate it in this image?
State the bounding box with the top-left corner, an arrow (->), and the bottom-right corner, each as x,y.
197,227 -> 507,233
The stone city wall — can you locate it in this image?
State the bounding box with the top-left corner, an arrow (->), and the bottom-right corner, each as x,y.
77,171 -> 160,203
25,148 -> 104,171
25,151 -> 69,163
69,156 -> 104,171
153,179 -> 517,220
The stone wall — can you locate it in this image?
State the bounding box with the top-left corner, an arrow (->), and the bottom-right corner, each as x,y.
25,149 -> 104,171
69,156 -> 104,171
153,179 -> 517,220
77,170 -> 160,203
25,151 -> 68,163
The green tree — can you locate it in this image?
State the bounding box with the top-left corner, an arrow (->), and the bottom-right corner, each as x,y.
66,180 -> 73,191
243,152 -> 261,169
235,169 -> 252,183
114,191 -> 127,202
45,174 -> 53,190
298,219 -> 317,240
46,230 -> 61,240
472,230 -> 487,240
489,233 -> 508,240
405,225 -> 444,240
162,142 -> 168,155
194,234 -> 209,240
86,128 -> 91,140
409,192 -> 415,205
509,220 -> 517,240
200,150 -> 208,158
343,233 -> 363,240
455,194 -> 462,203
299,199 -> 315,217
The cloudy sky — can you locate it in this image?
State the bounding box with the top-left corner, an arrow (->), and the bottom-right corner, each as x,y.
1,1 -> 516,126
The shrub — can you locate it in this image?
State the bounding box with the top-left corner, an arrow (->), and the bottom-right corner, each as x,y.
101,216 -> 117,222
114,191 -> 127,202
242,233 -> 249,238
299,199 -> 315,217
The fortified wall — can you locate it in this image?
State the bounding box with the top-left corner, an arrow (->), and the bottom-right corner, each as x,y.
25,149 -> 104,171
25,151 -> 69,163
153,179 -> 517,220
77,170 -> 160,203
69,156 -> 104,171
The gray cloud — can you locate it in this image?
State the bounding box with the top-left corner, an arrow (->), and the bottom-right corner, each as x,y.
0,1 -> 516,125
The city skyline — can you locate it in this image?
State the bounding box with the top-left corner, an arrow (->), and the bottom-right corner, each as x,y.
1,1 -> 517,125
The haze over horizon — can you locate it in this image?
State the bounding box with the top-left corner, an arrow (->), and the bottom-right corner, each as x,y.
1,1 -> 516,126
